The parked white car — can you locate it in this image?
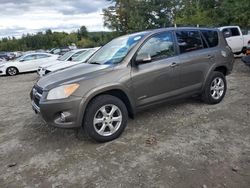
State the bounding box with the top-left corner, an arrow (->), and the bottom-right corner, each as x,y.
37,49 -> 88,76
0,53 -> 58,76
219,26 -> 250,54
40,47 -> 100,77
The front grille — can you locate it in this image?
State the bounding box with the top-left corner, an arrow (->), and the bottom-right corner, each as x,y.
34,97 -> 40,107
34,85 -> 43,95
32,85 -> 43,107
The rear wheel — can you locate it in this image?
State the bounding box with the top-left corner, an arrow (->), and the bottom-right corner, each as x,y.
83,95 -> 128,142
6,67 -> 18,76
202,71 -> 227,104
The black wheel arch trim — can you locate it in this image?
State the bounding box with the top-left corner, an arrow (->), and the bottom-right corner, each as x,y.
202,64 -> 228,92
77,84 -> 136,127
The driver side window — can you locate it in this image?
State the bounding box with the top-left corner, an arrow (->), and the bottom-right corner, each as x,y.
137,32 -> 175,62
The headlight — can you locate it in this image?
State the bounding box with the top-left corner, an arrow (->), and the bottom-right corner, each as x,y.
47,83 -> 79,100
0,65 -> 5,68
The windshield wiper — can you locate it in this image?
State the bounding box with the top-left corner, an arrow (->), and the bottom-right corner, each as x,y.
88,62 -> 101,65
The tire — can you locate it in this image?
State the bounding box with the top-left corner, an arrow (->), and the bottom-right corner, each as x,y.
202,71 -> 227,104
6,67 -> 18,76
83,95 -> 128,142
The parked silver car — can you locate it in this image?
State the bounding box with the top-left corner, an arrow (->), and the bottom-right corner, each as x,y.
31,27 -> 234,142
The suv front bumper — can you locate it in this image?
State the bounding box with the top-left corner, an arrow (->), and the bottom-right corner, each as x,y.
31,87 -> 84,128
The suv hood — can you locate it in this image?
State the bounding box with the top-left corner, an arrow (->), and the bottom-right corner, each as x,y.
37,63 -> 111,90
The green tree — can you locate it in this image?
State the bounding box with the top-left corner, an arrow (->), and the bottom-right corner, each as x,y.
216,0 -> 250,28
0,26 -> 119,51
77,26 -> 88,40
174,0 -> 219,26
103,0 -> 177,33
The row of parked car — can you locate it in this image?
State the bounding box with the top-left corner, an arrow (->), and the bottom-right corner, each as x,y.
0,51 -> 22,62
0,47 -> 100,76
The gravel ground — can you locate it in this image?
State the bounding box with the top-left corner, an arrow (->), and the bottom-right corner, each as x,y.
0,58 -> 250,188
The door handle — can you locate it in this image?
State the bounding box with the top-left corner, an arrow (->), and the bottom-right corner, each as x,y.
170,62 -> 178,67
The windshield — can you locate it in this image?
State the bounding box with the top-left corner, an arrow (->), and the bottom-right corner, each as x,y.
15,55 -> 24,61
87,32 -> 147,65
57,51 -> 74,61
72,49 -> 97,62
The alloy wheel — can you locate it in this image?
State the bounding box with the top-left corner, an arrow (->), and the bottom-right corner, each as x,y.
8,67 -> 17,76
210,77 -> 225,100
93,104 -> 122,137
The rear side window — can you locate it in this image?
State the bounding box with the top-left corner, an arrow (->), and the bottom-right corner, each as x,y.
201,30 -> 219,47
176,30 -> 203,53
230,28 -> 240,36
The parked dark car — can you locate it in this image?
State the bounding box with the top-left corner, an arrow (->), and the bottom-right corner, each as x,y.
0,52 -> 10,61
31,27 -> 234,142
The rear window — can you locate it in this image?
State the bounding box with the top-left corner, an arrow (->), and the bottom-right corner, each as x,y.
176,30 -> 203,53
201,30 -> 219,48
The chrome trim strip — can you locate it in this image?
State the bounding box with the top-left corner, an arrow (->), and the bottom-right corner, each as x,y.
36,92 -> 42,98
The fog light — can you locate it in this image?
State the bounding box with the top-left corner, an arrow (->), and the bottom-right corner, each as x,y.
60,112 -> 66,122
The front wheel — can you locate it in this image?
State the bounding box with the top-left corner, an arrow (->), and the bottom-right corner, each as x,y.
83,95 -> 128,142
202,71 -> 227,104
6,67 -> 18,76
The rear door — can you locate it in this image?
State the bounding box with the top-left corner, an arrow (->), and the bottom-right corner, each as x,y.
34,54 -> 52,69
131,31 -> 181,107
175,30 -> 213,92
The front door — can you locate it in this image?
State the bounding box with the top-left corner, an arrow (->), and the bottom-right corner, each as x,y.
131,31 -> 181,107
19,54 -> 38,72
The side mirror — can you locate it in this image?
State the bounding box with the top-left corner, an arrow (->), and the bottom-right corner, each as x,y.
19,59 -> 25,62
223,31 -> 231,38
135,53 -> 152,64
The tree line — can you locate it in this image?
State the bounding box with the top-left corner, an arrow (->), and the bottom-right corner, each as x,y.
0,26 -> 118,52
1,0 -> 250,52
103,0 -> 250,33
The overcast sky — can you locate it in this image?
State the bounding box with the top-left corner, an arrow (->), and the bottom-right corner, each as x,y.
0,0 -> 112,38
